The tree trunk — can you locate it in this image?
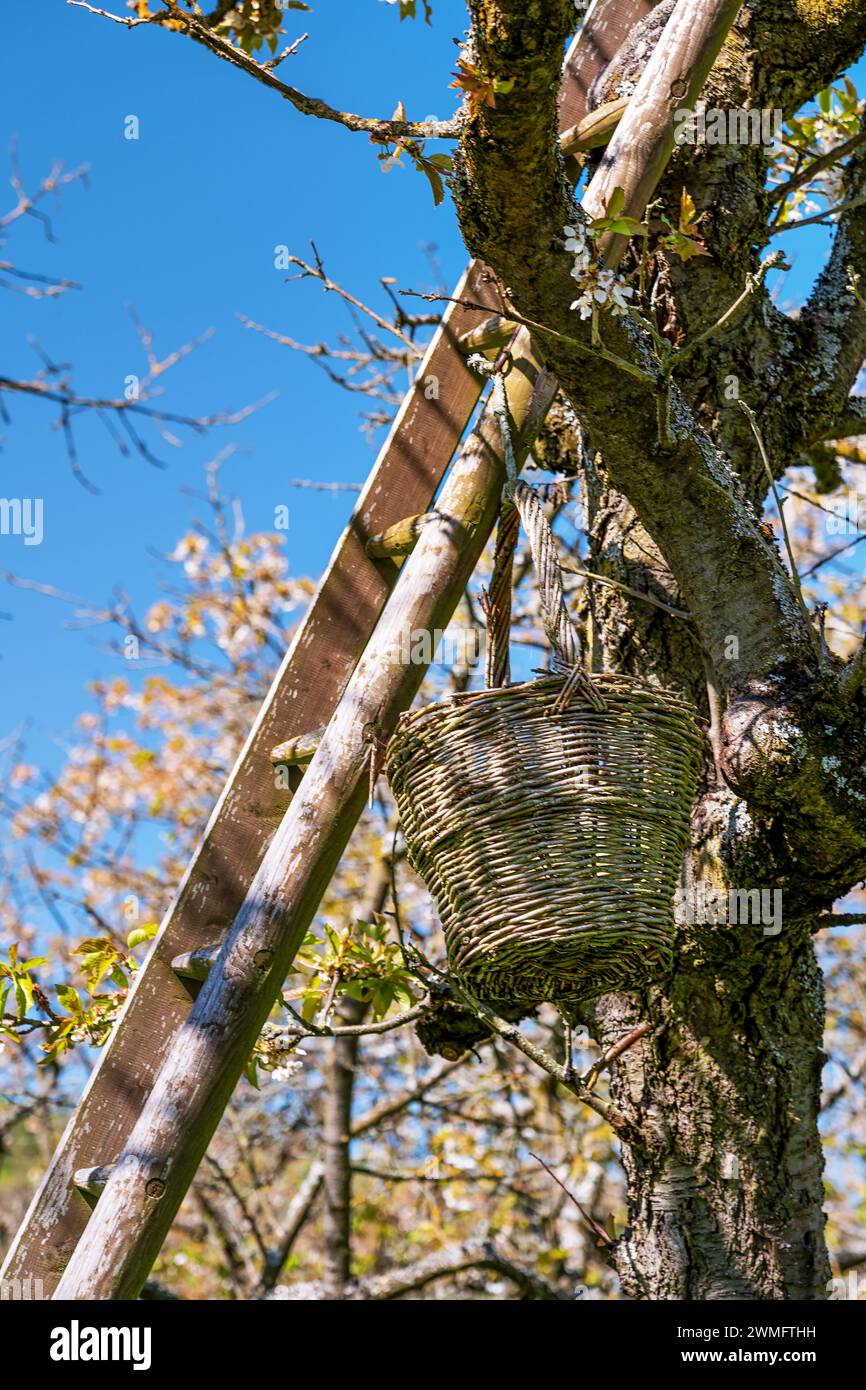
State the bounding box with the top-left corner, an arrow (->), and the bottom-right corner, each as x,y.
570,441 -> 828,1299
321,854 -> 392,1298
321,995 -> 366,1298
600,891 -> 827,1299
456,0 -> 866,1300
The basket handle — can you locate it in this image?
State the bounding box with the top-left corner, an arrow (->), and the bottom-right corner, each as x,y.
487,479 -> 605,710
478,361 -> 602,707
509,480 -> 579,672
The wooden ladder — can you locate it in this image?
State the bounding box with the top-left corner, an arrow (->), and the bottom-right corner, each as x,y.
1,0 -> 654,1300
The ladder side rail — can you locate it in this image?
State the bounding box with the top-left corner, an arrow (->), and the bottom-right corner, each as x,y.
54,335 -> 555,1300
0,262 -> 497,1291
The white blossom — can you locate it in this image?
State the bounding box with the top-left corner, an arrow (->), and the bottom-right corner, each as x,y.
563,224 -> 635,321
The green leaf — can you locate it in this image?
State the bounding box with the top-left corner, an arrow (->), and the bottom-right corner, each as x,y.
589,187 -> 647,239
392,983 -> 415,1010
605,217 -> 648,237
420,163 -> 445,206
346,980 -> 377,1002
56,983 -> 83,1017
371,983 -> 394,1020
606,186 -> 626,219
839,76 -> 859,112
661,230 -> 711,263
127,922 -> 158,949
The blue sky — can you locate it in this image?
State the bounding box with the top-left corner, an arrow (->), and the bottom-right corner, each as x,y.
0,0 -> 855,776
1,0 -> 471,770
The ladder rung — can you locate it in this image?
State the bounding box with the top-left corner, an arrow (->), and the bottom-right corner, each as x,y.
560,95 -> 629,157
365,512 -> 443,560
270,727 -> 325,767
171,943 -> 223,982
456,315 -> 518,356
73,1164 -> 115,1198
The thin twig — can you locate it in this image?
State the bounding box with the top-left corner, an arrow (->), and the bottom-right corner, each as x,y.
280,999 -> 425,1039
770,130 -> 866,206
738,401 -> 817,647
71,0 -> 461,141
0,374 -> 273,431
406,949 -> 640,1141
287,247 -> 424,357
67,1 -> 156,25
669,253 -> 785,370
767,194 -> 866,235
400,288 -> 656,386
559,555 -> 692,620
529,1152 -> 614,1247
289,478 -> 363,493
813,912 -> 866,929
581,1021 -> 651,1091
802,530 -> 866,577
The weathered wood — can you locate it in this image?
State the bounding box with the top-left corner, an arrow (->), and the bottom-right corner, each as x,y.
583,0 -> 743,259
269,727 -> 325,767
558,0 -> 655,133
2,0 -> 652,1297
0,259 -> 499,1295
72,1166 -> 115,1200
53,333 -> 557,1300
457,315 -> 519,356
365,511 -> 444,559
170,944 -> 223,982
560,95 -> 629,156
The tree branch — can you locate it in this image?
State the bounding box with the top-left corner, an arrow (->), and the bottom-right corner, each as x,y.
794,113 -> 866,448
358,1237 -> 567,1300
71,2 -> 460,142
268,1237 -> 569,1300
818,395 -> 866,443
454,0 -> 866,888
457,0 -> 814,695
770,128 -> 866,208
414,958 -> 640,1141
280,1000 -> 425,1040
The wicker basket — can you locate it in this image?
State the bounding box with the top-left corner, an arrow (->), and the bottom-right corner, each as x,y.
386,481 -> 703,1007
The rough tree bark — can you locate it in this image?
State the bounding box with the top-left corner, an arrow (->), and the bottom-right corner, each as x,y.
321,1003 -> 366,1297
456,0 -> 866,1298
320,855 -> 391,1298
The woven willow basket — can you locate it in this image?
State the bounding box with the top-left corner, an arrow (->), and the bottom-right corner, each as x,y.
386,481 -> 703,1007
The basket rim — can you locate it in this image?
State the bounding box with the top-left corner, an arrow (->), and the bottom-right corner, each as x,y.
387,670 -> 705,752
